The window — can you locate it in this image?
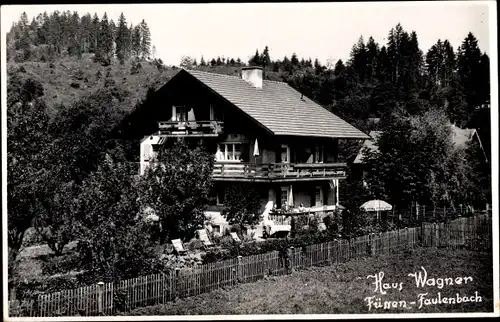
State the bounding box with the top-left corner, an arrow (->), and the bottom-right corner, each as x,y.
216,143 -> 243,161
209,104 -> 224,121
281,187 -> 288,209
314,145 -> 324,163
172,105 -> 188,122
212,225 -> 221,234
315,186 -> 323,206
217,189 -> 225,205
281,144 -> 290,163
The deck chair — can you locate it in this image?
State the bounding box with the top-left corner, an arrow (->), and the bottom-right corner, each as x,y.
171,239 -> 187,255
197,229 -> 214,248
230,232 -> 242,243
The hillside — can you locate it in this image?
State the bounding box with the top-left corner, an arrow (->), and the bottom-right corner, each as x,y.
6,54 -> 180,117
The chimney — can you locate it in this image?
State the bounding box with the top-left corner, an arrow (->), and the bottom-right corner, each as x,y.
241,66 -> 263,89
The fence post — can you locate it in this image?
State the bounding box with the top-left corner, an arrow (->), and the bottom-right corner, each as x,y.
434,223 -> 439,248
174,268 -> 180,302
405,227 -> 409,249
237,256 -> 243,283
97,282 -> 104,315
287,247 -> 293,274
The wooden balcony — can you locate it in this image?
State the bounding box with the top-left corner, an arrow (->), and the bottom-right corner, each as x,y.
157,120 -> 224,137
213,162 -> 347,182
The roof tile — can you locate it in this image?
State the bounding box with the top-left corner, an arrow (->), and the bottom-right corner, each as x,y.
183,69 -> 369,139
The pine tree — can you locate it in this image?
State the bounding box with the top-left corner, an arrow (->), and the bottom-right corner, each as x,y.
457,32 -> 483,112
89,13 -> 100,54
96,13 -> 114,62
349,36 -> 368,81
68,12 -> 82,58
140,20 -> 151,60
376,46 -> 390,82
19,12 -> 29,31
79,13 -> 92,53
366,36 -> 379,81
290,53 -> 299,66
261,46 -> 271,67
115,13 -> 130,64
249,49 -> 261,66
333,59 -> 346,76
200,55 -> 206,66
110,19 -> 117,57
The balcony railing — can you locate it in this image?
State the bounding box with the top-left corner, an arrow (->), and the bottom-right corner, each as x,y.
268,205 -> 338,225
157,120 -> 224,136
213,162 -> 346,180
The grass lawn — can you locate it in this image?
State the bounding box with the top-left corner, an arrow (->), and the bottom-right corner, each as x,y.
120,247 -> 493,315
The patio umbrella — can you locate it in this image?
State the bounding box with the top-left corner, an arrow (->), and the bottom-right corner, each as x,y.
253,139 -> 260,157
360,200 -> 393,211
288,185 -> 294,208
360,199 -> 392,221
187,107 -> 196,121
253,138 -> 260,169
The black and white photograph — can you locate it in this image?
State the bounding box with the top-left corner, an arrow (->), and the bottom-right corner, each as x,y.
1,1 -> 498,319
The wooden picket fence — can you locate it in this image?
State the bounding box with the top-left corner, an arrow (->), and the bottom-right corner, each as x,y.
421,214 -> 492,251
8,215 -> 491,317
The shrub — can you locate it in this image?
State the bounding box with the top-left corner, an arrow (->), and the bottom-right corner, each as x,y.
21,227 -> 45,247
72,69 -> 85,81
40,252 -> 81,276
70,82 -> 80,89
130,61 -> 142,74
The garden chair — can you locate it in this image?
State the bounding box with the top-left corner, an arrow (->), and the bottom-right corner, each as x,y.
230,232 -> 242,243
171,239 -> 187,255
197,229 -> 214,248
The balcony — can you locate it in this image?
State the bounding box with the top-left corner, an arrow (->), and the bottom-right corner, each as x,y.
157,120 -> 224,137
213,162 -> 347,182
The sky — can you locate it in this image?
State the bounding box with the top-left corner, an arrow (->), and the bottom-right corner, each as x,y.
0,2 -> 493,67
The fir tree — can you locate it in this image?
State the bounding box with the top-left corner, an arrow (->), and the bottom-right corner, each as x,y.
140,20 -> 151,60
96,13 -> 114,62
115,13 -> 131,64
261,46 -> 271,67
89,13 -> 100,54
132,25 -> 142,58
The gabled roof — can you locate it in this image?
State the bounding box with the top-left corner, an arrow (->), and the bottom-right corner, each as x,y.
353,126 -> 486,164
179,69 -> 369,140
353,131 -> 381,164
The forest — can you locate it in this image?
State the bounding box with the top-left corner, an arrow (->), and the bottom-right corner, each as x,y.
6,10 -> 492,294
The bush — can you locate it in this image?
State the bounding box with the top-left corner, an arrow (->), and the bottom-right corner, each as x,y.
130,61 -> 142,74
40,252 -> 81,276
201,230 -> 341,264
70,82 -> 80,88
21,227 -> 45,247
72,69 -> 85,81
